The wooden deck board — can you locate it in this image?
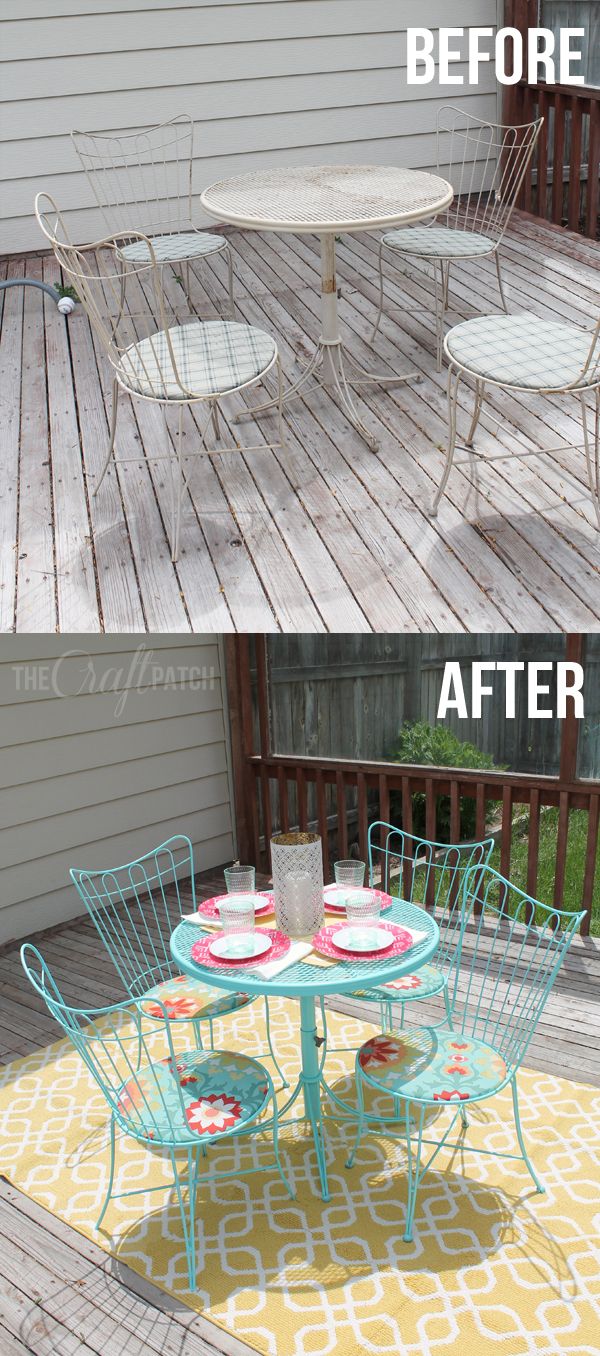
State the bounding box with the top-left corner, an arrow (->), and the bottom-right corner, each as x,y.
1,211 -> 599,633
1,874 -> 599,1355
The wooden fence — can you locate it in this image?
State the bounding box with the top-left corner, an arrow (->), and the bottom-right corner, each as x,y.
225,636 -> 599,935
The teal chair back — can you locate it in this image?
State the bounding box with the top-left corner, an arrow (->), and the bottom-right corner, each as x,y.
20,942 -> 186,1143
455,866 -> 585,1074
367,821 -> 494,978
70,834 -> 195,999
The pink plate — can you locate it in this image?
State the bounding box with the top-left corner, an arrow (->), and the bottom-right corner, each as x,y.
323,886 -> 394,915
197,891 -> 275,921
191,927 -> 289,969
312,921 -> 416,962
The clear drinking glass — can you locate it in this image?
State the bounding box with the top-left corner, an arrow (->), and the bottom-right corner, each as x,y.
218,895 -> 256,934
344,890 -> 381,926
334,859 -> 366,887
224,864 -> 256,894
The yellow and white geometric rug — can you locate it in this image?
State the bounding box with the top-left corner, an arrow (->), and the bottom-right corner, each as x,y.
1,996 -> 599,1356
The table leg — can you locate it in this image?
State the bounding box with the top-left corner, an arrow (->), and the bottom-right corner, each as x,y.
299,994 -> 330,1200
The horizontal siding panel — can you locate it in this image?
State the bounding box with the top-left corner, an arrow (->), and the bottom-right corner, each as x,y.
0,0 -> 497,255
0,639 -> 235,945
0,709 -> 224,790
0,641 -> 219,703
0,2 -> 495,60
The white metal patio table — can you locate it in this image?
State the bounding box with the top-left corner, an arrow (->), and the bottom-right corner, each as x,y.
170,897 -> 439,1199
200,165 -> 454,450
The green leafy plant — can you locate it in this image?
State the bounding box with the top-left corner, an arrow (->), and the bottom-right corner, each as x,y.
56,282 -> 79,302
388,721 -> 502,841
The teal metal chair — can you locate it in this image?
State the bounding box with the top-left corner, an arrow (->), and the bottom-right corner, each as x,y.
69,835 -> 288,1086
21,943 -> 294,1291
347,823 -> 495,1029
347,866 -> 584,1242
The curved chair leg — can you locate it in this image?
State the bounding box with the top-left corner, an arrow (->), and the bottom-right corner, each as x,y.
511,1075 -> 544,1193
170,1147 -> 198,1290
466,380 -> 485,448
429,365 -> 463,516
169,404 -> 185,563
495,251 -> 509,313
345,1059 -> 366,1169
434,261 -> 450,372
443,982 -> 454,1031
271,1084 -> 296,1199
404,1101 -> 425,1242
211,401 -> 221,441
225,244 -> 235,319
581,392 -> 600,529
370,239 -> 386,342
94,377 -> 120,495
96,1113 -> 116,1228
264,996 -> 290,1088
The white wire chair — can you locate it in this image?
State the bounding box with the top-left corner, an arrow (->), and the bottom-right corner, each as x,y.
71,114 -> 235,315
35,192 -> 283,562
371,107 -> 543,368
431,311 -> 600,527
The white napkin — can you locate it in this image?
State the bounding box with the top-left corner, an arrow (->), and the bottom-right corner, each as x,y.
249,939 -> 313,980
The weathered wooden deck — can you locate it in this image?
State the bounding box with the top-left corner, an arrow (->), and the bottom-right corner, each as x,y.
1,869 -> 599,1355
1,211 -> 599,633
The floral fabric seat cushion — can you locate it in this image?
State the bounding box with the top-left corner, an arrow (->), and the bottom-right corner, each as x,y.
445,314 -> 596,390
140,974 -> 253,1022
350,963 -> 446,1004
357,1028 -> 507,1105
382,225 -> 494,258
119,230 -> 227,264
117,1049 -> 270,1145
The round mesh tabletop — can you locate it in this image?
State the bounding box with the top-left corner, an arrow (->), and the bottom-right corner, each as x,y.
200,165 -> 454,234
170,898 -> 439,998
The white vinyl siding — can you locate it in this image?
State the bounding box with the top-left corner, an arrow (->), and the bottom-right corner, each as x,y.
0,0 -> 498,254
0,637 -> 234,945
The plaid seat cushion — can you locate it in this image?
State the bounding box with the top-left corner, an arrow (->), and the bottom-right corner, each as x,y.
382,226 -> 494,258
357,1029 -> 507,1105
446,314 -> 597,390
119,230 -> 227,263
119,320 -> 277,399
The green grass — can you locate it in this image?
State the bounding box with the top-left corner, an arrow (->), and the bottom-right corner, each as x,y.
490,807 -> 599,935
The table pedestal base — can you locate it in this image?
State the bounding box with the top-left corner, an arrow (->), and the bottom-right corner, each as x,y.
233,233 -> 418,452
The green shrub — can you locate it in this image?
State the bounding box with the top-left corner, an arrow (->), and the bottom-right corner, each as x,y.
388,721 -> 502,841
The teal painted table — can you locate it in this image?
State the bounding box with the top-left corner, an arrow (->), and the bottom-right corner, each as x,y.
170,898 -> 439,1198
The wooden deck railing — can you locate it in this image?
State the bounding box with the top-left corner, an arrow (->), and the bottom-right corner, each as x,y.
509,79 -> 600,237
225,637 -> 599,936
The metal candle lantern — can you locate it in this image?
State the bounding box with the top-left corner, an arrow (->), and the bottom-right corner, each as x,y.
271,832 -> 325,938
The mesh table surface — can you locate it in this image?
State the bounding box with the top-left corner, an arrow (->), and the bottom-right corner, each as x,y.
200,165 -> 453,234
170,899 -> 439,998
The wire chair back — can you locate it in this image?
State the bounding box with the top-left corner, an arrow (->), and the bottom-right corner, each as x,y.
368,821 -> 494,975
454,865 -> 584,1073
21,942 -> 190,1142
71,114 -> 195,241
34,194 -> 201,400
70,835 -> 196,999
436,106 -> 543,245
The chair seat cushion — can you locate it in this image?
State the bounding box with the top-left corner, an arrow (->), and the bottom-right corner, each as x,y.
445,314 -> 595,390
140,974 -> 253,1022
119,320 -> 277,399
357,1028 -> 507,1104
382,226 -> 494,258
350,963 -> 446,1003
117,1049 -> 270,1144
119,230 -> 226,263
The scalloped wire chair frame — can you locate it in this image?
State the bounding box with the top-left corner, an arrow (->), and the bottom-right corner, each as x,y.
346,866 -> 585,1242
20,943 -> 294,1291
71,114 -> 235,318
371,107 -> 543,370
69,834 -> 290,1091
34,194 -> 284,561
